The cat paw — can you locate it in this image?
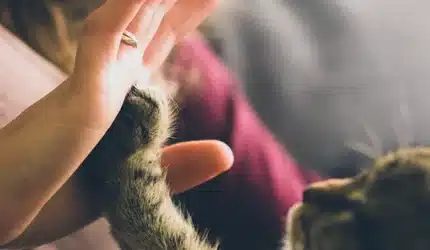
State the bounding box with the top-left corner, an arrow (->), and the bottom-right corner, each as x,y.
103,85 -> 172,157
79,85 -> 172,201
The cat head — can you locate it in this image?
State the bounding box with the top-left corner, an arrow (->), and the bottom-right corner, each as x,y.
286,147 -> 430,250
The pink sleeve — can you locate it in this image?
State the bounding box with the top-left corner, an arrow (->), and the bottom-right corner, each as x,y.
172,38 -> 320,249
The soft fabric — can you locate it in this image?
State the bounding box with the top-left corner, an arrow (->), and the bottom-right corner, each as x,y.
0,26 -> 317,250
211,0 -> 430,177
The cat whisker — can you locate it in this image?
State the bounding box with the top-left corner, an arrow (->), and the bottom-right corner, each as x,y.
347,142 -> 377,159
396,96 -> 414,148
361,121 -> 383,157
391,116 -> 407,150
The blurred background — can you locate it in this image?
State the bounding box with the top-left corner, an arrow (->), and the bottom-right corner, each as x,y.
207,0 -> 430,177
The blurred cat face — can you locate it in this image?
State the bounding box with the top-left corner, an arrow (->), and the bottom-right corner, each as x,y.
286,147 -> 430,250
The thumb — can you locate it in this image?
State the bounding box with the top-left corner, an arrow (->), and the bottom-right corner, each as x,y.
161,140 -> 233,194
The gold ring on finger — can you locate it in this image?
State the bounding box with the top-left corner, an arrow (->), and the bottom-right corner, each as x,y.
121,30 -> 139,49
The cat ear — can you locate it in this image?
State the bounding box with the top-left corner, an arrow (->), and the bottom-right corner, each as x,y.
303,178 -> 366,208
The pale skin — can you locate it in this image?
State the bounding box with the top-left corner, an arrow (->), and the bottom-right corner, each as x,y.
0,0 -> 231,247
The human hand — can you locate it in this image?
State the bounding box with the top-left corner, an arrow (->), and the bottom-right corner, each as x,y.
66,0 -> 223,192
66,0 -> 169,130
65,0 -> 216,131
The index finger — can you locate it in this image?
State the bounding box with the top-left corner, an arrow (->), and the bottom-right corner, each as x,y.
161,140 -> 233,194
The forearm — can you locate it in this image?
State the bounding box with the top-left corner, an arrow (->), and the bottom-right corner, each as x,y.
0,82 -> 107,244
0,172 -> 100,249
